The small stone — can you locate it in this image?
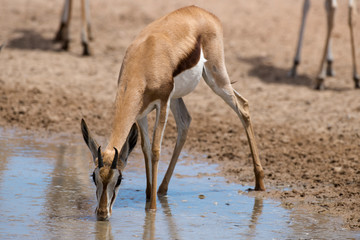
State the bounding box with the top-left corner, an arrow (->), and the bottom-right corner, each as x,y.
198,194 -> 206,199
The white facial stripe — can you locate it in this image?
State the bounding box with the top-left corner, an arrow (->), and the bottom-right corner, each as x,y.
94,169 -> 103,210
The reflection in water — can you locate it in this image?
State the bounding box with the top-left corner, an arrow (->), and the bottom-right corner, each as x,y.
143,208 -> 156,240
250,197 -> 264,229
0,128 -> 359,239
43,142 -> 95,239
159,196 -> 180,240
0,134 -> 10,184
44,144 -> 93,219
95,221 -> 114,240
246,197 -> 264,238
93,196 -> 264,240
142,196 -> 181,240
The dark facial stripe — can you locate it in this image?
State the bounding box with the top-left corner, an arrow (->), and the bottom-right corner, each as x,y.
110,190 -> 116,212
99,182 -> 108,211
173,36 -> 202,77
92,172 -> 96,185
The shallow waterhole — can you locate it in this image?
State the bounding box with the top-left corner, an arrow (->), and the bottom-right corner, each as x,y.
0,128 -> 359,239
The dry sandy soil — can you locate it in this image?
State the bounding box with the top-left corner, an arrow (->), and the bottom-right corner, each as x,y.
1,0 -> 359,230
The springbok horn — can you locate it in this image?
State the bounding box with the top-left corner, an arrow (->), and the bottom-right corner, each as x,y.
97,146 -> 104,168
111,147 -> 119,169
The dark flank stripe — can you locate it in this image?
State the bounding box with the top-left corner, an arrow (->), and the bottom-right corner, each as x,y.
110,191 -> 116,213
173,36 -> 202,77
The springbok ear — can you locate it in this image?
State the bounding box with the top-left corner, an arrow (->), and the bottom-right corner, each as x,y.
81,118 -> 99,164
119,123 -> 138,168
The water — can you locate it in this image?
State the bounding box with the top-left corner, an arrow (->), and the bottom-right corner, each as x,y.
0,128 -> 359,239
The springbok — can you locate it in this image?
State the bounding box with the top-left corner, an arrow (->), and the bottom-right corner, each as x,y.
54,0 -> 92,55
81,5 -> 265,221
289,0 -> 359,89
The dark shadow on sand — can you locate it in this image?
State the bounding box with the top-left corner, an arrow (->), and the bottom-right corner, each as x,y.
238,56 -> 314,88
7,29 -> 57,52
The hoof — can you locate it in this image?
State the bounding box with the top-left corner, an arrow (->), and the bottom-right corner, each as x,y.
315,78 -> 325,90
326,61 -> 335,77
288,63 -> 298,78
53,34 -> 62,43
61,40 -> 69,51
157,191 -> 167,197
246,186 -> 265,192
82,43 -> 91,56
82,49 -> 91,56
53,23 -> 66,42
354,75 -> 360,89
255,186 -> 266,191
157,187 -> 168,197
326,68 -> 335,77
53,31 -> 64,43
288,69 -> 297,78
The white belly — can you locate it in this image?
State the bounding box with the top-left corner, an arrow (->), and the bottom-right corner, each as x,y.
172,49 -> 206,99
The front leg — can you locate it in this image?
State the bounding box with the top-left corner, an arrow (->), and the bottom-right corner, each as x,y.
54,0 -> 69,42
158,98 -> 191,196
325,40 -> 335,77
54,0 -> 73,51
137,117 -> 152,200
149,100 -> 171,210
316,0 -> 336,90
348,0 -> 359,88
81,0 -> 91,56
290,0 -> 310,77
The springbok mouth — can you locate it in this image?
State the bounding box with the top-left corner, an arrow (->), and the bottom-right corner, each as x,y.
95,207 -> 111,221
96,216 -> 110,221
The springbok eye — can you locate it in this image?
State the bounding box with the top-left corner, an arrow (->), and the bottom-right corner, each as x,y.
92,172 -> 96,185
115,176 -> 122,188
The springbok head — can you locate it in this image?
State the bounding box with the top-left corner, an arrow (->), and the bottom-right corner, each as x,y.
80,119 -> 138,221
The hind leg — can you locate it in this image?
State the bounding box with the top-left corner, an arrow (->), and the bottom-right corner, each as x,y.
316,0 -> 336,90
326,40 -> 335,77
54,0 -> 72,51
202,61 -> 265,190
290,0 -> 310,78
138,117 -> 152,200
54,0 -> 68,42
349,0 -> 359,88
80,0 -> 91,56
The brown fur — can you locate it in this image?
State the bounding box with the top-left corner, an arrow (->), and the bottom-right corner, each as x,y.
95,5 -> 264,212
99,168 -> 114,183
106,5 -> 223,153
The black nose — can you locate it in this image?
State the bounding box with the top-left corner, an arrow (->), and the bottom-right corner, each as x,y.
97,215 -> 109,221
96,209 -> 109,221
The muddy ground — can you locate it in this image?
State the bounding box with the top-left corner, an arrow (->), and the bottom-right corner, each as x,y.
0,0 -> 359,230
